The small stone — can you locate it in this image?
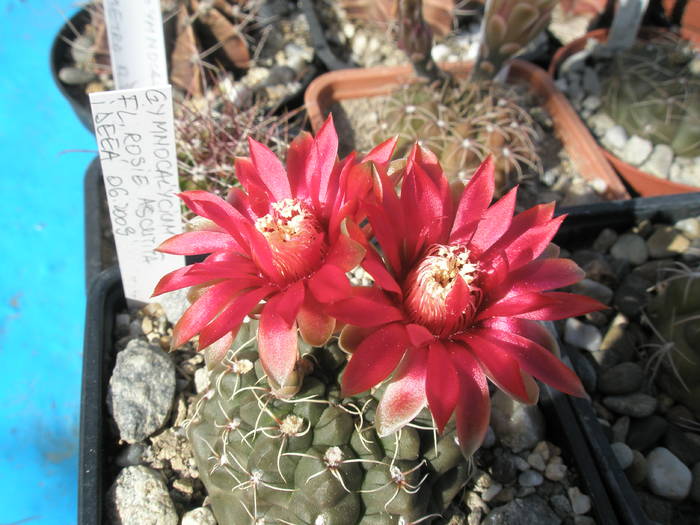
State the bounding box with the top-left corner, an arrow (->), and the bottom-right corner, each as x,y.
626,449 -> 647,484
667,405 -> 697,428
544,462 -> 567,481
588,111 -> 615,137
691,463 -> 700,503
612,416 -> 630,443
619,135 -> 653,166
431,44 -> 450,62
491,454 -> 518,484
614,274 -> 651,317
490,391 -> 546,452
568,487 -> 591,514
550,493 -> 572,517
482,483 -> 503,502
601,125 -> 628,153
181,507 -> 217,525
669,157 -> 700,187
193,367 -> 210,394
533,441 -> 551,462
640,144 -> 674,179
592,228 -> 618,252
482,426 -> 496,448
571,278 -> 614,305
610,233 -> 648,265
597,362 -> 644,395
582,95 -> 601,111
141,316 -> 153,335
646,226 -> 691,259
611,442 -> 634,469
647,447 -> 692,500
115,443 -> 146,467
603,393 -> 657,418
582,67 -> 600,95
574,517 -> 596,525
518,469 -> 544,487
513,456 -> 531,472
664,428 -> 700,465
108,466 -> 178,525
627,415 -> 668,451
527,452 -> 546,472
674,217 -> 700,240
564,318 -> 602,352
158,288 -> 190,325
482,495 -> 559,525
108,340 -> 176,443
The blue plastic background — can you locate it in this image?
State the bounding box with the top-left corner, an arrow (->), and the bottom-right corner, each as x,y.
0,1 -> 94,523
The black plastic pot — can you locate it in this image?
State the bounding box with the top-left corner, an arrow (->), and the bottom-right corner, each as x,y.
552,192 -> 700,525
51,9 -> 95,133
80,265 -> 621,524
84,157 -> 116,291
80,266 -> 124,525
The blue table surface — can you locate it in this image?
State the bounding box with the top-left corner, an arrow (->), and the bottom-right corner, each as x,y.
0,1 -> 95,523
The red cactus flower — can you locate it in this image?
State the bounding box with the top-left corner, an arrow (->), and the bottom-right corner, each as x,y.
333,149 -> 604,456
152,116 -> 397,391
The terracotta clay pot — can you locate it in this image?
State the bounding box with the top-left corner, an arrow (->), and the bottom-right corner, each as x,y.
305,59 -> 630,201
548,28 -> 699,197
662,0 -> 700,45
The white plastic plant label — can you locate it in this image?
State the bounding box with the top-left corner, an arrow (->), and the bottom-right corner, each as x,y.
89,86 -> 184,304
102,0 -> 168,89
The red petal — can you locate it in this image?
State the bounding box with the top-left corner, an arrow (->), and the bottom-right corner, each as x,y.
405,323 -> 434,347
312,114 -> 339,206
456,333 -> 537,404
202,330 -> 236,367
328,288 -> 404,327
326,235 -> 366,272
171,280 -> 243,348
286,131 -> 314,197
486,318 -> 559,355
375,347 -> 428,436
178,191 -> 252,250
233,157 -> 272,216
466,186 -> 517,251
341,323 -> 408,396
153,264 -> 260,296
478,292 -> 557,320
449,156 -> 494,242
275,281 -> 305,326
426,341 -> 459,433
449,345 -> 491,457
500,215 -> 566,272
476,327 -> 585,397
157,231 -> 240,255
338,324 -> 376,353
258,295 -> 300,388
297,293 -> 335,347
248,138 -> 291,201
486,258 -> 585,303
480,202 -> 555,261
363,136 -> 398,167
513,292 -> 606,320
307,264 -> 352,304
198,287 -> 271,350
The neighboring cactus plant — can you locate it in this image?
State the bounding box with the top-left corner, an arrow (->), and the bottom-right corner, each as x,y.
647,263 -> 700,417
472,0 -> 557,80
339,0 -> 458,37
600,36 -> 700,157
187,322 -> 469,524
174,77 -> 302,196
374,79 -> 540,191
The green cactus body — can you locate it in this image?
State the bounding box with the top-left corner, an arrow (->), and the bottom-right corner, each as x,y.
648,268 -> 700,417
601,38 -> 700,157
187,324 -> 468,524
375,79 -> 540,192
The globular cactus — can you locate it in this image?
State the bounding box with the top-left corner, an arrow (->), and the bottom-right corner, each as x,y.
187,322 -> 469,525
374,79 -> 541,192
472,0 -> 557,80
647,264 -> 700,418
600,37 -> 700,157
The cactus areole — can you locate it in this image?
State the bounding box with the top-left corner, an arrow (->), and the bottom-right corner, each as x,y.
155,119 -> 604,523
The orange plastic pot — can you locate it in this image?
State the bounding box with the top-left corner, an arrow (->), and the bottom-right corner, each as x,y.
305,59 -> 630,201
549,28 -> 699,197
